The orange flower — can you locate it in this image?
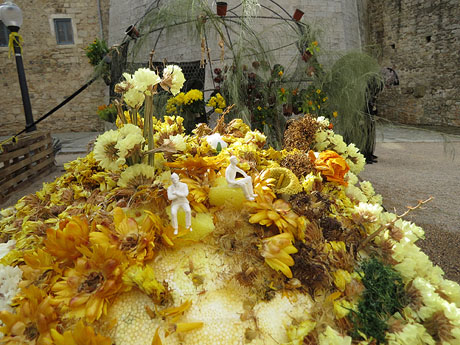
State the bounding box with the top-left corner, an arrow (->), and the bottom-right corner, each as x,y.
280,87 -> 286,94
44,216 -> 90,262
310,150 -> 349,186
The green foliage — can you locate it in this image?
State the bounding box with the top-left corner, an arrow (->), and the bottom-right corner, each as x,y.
97,104 -> 117,123
85,38 -> 109,66
322,52 -> 382,151
349,258 -> 407,344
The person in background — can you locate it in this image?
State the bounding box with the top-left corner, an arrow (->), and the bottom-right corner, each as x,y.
363,67 -> 399,164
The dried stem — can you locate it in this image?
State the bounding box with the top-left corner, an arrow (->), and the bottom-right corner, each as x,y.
212,104 -> 235,134
359,196 -> 434,249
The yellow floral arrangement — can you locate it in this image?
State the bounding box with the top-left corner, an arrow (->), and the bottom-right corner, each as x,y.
166,89 -> 204,116
1,71 -> 460,345
206,93 -> 226,114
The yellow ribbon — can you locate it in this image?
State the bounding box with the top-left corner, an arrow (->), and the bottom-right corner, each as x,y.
8,32 -> 23,58
0,136 -> 17,153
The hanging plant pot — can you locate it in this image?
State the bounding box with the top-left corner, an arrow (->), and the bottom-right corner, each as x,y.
216,2 -> 228,17
302,50 -> 312,62
293,9 -> 304,21
125,25 -> 140,39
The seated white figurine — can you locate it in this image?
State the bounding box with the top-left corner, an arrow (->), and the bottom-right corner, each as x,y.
167,173 -> 192,235
225,156 -> 257,201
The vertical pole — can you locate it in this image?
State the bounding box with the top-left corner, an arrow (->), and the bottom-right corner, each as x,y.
13,37 -> 36,132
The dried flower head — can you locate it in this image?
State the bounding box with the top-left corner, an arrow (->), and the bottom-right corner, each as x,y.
283,114 -> 320,151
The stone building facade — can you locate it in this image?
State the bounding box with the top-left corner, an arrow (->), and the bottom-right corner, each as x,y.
0,0 -> 110,136
367,0 -> 460,127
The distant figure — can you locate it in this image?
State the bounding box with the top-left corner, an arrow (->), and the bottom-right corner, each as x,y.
225,156 -> 257,201
167,173 -> 192,235
363,67 -> 399,164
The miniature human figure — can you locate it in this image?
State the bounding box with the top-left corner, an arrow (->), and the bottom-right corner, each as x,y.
225,156 -> 257,201
167,173 -> 192,235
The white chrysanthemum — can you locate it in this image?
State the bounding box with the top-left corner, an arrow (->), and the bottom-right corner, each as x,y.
353,202 -> 383,223
133,68 -> 161,94
124,87 -> 145,108
386,323 -> 435,345
0,240 -> 16,259
115,132 -> 145,163
412,277 -> 446,320
346,172 -> 358,186
206,133 -> 228,150
345,184 -> 368,203
393,218 -> 425,243
316,116 -> 330,126
168,134 -> 187,151
438,279 -> 460,308
94,130 -> 121,171
0,264 -> 22,313
162,65 -> 186,96
359,181 -> 376,199
318,326 -> 352,345
118,123 -> 143,139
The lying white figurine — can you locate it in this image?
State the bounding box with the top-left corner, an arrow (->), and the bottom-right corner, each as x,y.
225,156 -> 257,201
167,173 -> 192,235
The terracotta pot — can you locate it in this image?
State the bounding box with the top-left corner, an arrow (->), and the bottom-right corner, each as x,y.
293,9 -> 304,21
125,25 -> 140,38
302,50 -> 312,62
216,2 -> 228,17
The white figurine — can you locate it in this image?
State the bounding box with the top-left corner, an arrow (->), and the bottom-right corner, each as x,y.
167,173 -> 192,235
225,156 -> 257,201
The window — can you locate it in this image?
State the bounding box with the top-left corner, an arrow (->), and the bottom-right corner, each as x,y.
53,18 -> 74,45
0,21 -> 9,47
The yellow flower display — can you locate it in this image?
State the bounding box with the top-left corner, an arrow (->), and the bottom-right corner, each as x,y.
1,108 -> 459,345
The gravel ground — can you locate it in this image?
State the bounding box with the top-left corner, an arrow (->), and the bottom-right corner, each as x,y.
1,142 -> 459,283
360,141 -> 460,283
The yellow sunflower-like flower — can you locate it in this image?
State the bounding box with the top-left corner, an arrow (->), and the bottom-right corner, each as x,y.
259,232 -> 298,278
117,164 -> 155,189
93,130 -> 121,171
52,243 -> 129,322
161,65 -> 186,96
44,216 -> 90,262
50,320 -> 112,345
310,150 -> 350,186
0,285 -> 58,345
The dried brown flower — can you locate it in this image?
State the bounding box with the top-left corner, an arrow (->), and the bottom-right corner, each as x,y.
283,114 -> 319,151
280,152 -> 314,178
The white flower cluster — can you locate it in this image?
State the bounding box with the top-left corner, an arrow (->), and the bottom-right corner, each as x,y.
314,117 -> 366,175
0,240 -> 22,314
117,65 -> 185,109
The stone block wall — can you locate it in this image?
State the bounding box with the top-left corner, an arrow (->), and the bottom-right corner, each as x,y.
0,0 -> 110,136
367,0 -> 460,127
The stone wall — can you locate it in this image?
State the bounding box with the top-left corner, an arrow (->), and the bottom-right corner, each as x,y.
367,0 -> 460,127
0,0 -> 110,136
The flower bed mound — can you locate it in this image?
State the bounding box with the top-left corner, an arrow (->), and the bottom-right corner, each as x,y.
0,115 -> 459,345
